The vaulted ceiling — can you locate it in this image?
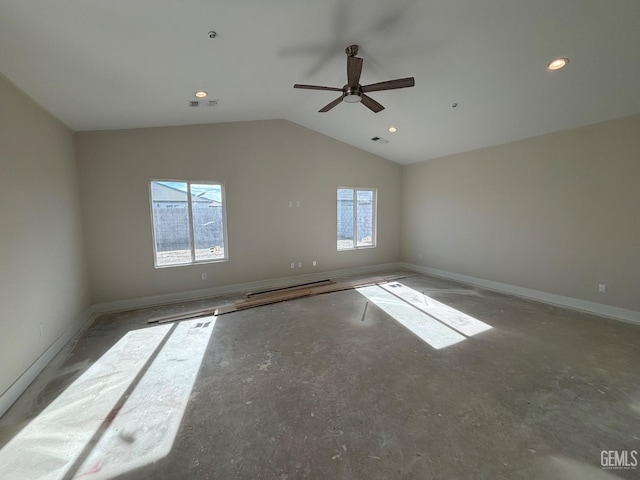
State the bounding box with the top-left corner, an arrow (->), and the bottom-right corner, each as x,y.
1,0 -> 639,164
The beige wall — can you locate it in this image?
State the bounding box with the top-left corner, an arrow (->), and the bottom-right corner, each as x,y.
0,74 -> 90,397
75,120 -> 402,305
402,114 -> 640,311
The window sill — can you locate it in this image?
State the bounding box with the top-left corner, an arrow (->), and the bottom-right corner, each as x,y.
337,245 -> 376,252
154,258 -> 229,269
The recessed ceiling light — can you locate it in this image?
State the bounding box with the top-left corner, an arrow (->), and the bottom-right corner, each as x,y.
388,126 -> 398,133
548,58 -> 569,71
194,91 -> 208,98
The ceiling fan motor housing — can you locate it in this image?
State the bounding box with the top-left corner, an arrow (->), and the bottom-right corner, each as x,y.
344,85 -> 362,103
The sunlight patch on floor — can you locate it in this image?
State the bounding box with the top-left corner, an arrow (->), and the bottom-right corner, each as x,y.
357,285 -> 466,349
380,282 -> 492,337
357,283 -> 492,349
0,318 -> 214,480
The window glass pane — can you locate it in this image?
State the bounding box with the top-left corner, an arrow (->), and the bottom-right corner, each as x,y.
191,183 -> 226,261
337,188 -> 354,250
356,190 -> 374,247
151,181 -> 192,266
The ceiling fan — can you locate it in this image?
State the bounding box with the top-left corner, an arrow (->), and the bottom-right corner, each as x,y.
294,44 -> 415,113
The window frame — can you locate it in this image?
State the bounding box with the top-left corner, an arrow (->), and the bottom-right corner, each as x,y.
336,187 -> 377,251
149,179 -> 229,268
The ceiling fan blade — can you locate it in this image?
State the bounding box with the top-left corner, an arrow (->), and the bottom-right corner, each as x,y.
319,95 -> 344,112
360,94 -> 385,113
294,84 -> 343,92
347,56 -> 363,86
361,77 -> 415,93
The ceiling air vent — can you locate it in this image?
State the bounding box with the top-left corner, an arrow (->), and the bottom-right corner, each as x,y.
371,136 -> 390,144
188,99 -> 219,107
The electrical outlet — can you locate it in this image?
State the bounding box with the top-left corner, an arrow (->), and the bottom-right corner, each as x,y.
291,263 -> 295,269
598,284 -> 607,293
312,260 -> 317,267
288,201 -> 293,208
202,273 -> 207,281
298,262 -> 302,268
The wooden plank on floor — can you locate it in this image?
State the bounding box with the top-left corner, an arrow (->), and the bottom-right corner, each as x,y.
147,306 -> 216,325
147,272 -> 417,323
155,308 -> 218,324
245,279 -> 334,298
214,273 -> 417,316
236,288 -> 316,309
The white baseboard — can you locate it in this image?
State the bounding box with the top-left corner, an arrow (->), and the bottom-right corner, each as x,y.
0,309 -> 97,419
89,262 -> 405,315
401,263 -> 640,326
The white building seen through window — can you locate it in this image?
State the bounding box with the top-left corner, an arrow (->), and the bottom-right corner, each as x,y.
149,180 -> 228,267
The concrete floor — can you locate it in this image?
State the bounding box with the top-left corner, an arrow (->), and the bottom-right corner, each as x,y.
1,271 -> 639,479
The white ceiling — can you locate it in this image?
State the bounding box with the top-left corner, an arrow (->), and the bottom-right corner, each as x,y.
1,0 -> 639,165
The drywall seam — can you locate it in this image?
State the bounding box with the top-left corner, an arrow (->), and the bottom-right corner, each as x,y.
0,309 -> 97,418
402,263 -> 640,326
89,262 -> 404,315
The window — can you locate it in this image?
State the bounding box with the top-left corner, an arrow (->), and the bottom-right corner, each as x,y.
337,187 -> 376,250
149,180 -> 228,267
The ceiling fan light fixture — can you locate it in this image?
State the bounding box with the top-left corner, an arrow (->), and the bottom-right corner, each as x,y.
548,58 -> 569,71
344,85 -> 362,103
344,93 -> 362,103
194,90 -> 208,98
